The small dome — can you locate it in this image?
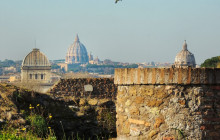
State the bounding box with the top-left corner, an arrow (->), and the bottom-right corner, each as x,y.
65,34 -> 89,64
174,40 -> 196,68
22,48 -> 51,67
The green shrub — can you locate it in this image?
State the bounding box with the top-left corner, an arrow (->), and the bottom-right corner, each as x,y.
28,114 -> 48,137
201,56 -> 220,68
0,127 -> 37,140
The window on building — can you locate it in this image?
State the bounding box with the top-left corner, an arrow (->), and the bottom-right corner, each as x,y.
41,74 -> 44,80
30,74 -> 32,79
35,74 -> 38,79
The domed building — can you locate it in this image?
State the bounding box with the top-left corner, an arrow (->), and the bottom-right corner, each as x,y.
65,34 -> 89,64
21,48 -> 51,83
174,40 -> 196,68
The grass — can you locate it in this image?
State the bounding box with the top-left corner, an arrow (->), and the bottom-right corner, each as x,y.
171,128 -> 186,140
28,114 -> 48,137
0,127 -> 38,140
0,103 -> 57,140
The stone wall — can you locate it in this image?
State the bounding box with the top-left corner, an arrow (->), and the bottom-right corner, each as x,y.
50,78 -> 117,98
47,78 -> 118,138
114,68 -> 220,85
0,82 -> 117,139
114,68 -> 220,140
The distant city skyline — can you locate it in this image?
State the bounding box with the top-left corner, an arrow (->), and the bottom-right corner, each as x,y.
0,0 -> 220,64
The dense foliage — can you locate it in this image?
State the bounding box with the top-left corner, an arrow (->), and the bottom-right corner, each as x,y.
51,59 -> 65,63
86,64 -> 138,69
51,64 -> 60,69
67,64 -> 138,74
201,56 -> 220,68
115,0 -> 122,3
0,59 -> 21,68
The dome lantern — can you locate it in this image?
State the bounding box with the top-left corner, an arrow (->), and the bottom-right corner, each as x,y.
182,40 -> 187,50
174,40 -> 196,68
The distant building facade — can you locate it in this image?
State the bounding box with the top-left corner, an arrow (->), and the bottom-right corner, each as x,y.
65,34 -> 89,64
174,40 -> 196,68
88,52 -> 93,61
57,63 -> 68,72
21,48 -> 51,83
9,74 -> 21,82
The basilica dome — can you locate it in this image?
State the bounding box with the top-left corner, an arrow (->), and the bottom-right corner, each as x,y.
65,34 -> 89,64
22,48 -> 51,67
174,40 -> 196,68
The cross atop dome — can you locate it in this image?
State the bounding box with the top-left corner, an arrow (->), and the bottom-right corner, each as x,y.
74,34 -> 80,42
182,40 -> 187,50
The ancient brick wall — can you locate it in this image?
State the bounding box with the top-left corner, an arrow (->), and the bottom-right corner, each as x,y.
50,78 -> 117,98
114,68 -> 220,140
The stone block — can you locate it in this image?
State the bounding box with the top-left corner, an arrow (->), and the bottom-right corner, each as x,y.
146,99 -> 163,107
178,100 -> 186,105
145,122 -> 151,127
125,99 -> 132,106
142,88 -> 154,96
84,84 -> 93,92
148,130 -> 158,138
134,97 -> 145,104
79,98 -> 86,106
122,121 -> 130,134
148,107 -> 160,116
154,116 -> 165,128
129,87 -> 137,96
128,118 -> 145,125
130,125 -> 141,136
88,98 -> 98,106
129,106 -> 139,115
154,91 -> 168,99
163,137 -> 175,140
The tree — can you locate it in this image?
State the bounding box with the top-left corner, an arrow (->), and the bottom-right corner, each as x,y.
115,0 -> 122,3
201,56 -> 220,68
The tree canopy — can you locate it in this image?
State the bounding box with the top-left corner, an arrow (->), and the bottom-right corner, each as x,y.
115,0 -> 122,3
201,56 -> 220,68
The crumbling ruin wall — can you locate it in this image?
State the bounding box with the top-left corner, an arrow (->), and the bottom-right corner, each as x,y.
114,68 -> 220,140
0,78 -> 118,139
47,78 -> 118,138
50,78 -> 117,98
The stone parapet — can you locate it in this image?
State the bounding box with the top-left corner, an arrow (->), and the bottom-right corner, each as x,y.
114,68 -> 220,85
114,68 -> 220,139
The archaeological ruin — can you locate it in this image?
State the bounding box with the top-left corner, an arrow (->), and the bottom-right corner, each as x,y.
114,68 -> 220,140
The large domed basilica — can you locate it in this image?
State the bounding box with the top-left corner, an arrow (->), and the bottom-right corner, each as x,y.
65,34 -> 89,64
174,40 -> 196,68
21,48 -> 51,83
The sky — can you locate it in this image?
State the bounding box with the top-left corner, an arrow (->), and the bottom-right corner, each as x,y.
0,0 -> 220,64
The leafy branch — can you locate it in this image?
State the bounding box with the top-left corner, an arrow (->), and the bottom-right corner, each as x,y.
115,0 -> 122,3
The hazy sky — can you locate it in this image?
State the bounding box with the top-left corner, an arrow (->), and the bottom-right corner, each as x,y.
0,0 -> 220,64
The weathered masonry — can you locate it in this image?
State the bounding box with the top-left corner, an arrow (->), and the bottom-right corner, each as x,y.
114,68 -> 220,140
50,78 -> 117,98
